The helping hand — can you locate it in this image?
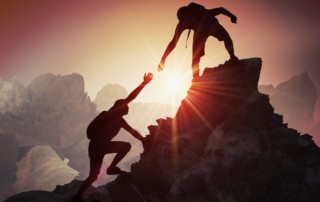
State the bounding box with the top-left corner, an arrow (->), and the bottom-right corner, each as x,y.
158,62 -> 165,72
143,73 -> 153,84
231,15 -> 237,23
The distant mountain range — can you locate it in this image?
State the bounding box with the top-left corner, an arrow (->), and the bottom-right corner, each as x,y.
4,58 -> 320,202
0,68 -> 319,201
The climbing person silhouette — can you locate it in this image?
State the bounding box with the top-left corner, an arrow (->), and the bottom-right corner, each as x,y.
158,2 -> 238,78
73,73 -> 153,201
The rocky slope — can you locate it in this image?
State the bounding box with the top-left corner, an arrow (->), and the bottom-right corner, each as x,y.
259,72 -> 318,141
110,58 -> 320,202
0,74 -> 97,200
14,146 -> 78,193
6,58 -> 320,202
94,83 -> 177,135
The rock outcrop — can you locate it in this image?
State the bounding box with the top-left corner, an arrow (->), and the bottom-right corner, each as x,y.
19,73 -> 97,148
259,72 -> 318,134
0,74 -> 97,200
14,146 -> 79,193
112,58 -> 320,202
5,58 -> 320,202
0,77 -> 25,114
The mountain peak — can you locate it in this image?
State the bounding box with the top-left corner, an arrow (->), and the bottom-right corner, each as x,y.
5,58 -> 320,202
112,57 -> 319,202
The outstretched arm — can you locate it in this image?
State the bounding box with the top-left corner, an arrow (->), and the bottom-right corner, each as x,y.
122,119 -> 144,141
158,22 -> 185,71
209,7 -> 237,23
124,73 -> 153,104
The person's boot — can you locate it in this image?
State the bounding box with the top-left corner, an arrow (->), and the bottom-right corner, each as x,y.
230,55 -> 239,62
72,194 -> 84,202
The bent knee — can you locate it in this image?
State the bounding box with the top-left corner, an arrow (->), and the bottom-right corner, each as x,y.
88,173 -> 99,182
123,142 -> 131,152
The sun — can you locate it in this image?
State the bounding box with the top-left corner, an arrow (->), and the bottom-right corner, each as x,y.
166,74 -> 182,91
155,70 -> 191,106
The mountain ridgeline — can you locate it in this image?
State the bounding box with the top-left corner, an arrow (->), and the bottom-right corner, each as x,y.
104,58 -> 320,202
4,58 -> 320,202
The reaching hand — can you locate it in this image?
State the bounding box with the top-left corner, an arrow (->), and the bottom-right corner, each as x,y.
143,73 -> 153,84
231,15 -> 237,24
158,62 -> 165,72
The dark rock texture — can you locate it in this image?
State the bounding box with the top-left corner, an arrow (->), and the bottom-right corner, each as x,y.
259,72 -> 318,143
110,58 -> 320,202
5,58 -> 320,202
14,146 -> 78,193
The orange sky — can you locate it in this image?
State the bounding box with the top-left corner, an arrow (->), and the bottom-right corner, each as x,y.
0,0 -> 320,117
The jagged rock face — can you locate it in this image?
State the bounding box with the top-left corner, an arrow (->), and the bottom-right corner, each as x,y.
0,73 -> 97,198
259,72 -> 318,133
14,146 -> 79,193
127,58 -> 264,198
175,59 -> 262,131
309,121 -> 320,145
5,58 -> 320,202
0,73 -> 97,148
165,93 -> 318,202
20,73 -> 97,147
107,58 -> 320,202
0,77 -> 25,114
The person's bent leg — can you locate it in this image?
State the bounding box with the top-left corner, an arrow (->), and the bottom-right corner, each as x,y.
223,33 -> 238,61
106,141 -> 131,174
73,174 -> 98,201
216,27 -> 238,61
73,155 -> 103,200
192,57 -> 200,79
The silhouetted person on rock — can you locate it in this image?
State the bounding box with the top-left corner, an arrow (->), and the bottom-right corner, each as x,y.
158,2 -> 238,78
73,73 -> 153,201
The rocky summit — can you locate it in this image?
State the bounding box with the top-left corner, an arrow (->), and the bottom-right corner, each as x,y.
5,58 -> 320,202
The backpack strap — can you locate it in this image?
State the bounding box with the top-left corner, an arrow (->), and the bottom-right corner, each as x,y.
186,29 -> 191,48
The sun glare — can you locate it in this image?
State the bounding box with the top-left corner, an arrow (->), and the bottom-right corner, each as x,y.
166,75 -> 181,91
155,70 -> 191,106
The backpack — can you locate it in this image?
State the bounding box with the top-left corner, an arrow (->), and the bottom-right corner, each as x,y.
187,3 -> 206,21
184,3 -> 207,48
87,111 -> 110,139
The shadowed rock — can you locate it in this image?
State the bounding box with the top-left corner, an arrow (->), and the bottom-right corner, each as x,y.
117,58 -> 320,202
259,71 -> 318,134
5,58 -> 320,202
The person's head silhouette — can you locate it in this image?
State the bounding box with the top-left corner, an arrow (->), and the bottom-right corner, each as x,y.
110,99 -> 129,116
177,6 -> 188,21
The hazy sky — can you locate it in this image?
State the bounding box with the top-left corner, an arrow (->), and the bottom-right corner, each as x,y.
0,0 -> 319,117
